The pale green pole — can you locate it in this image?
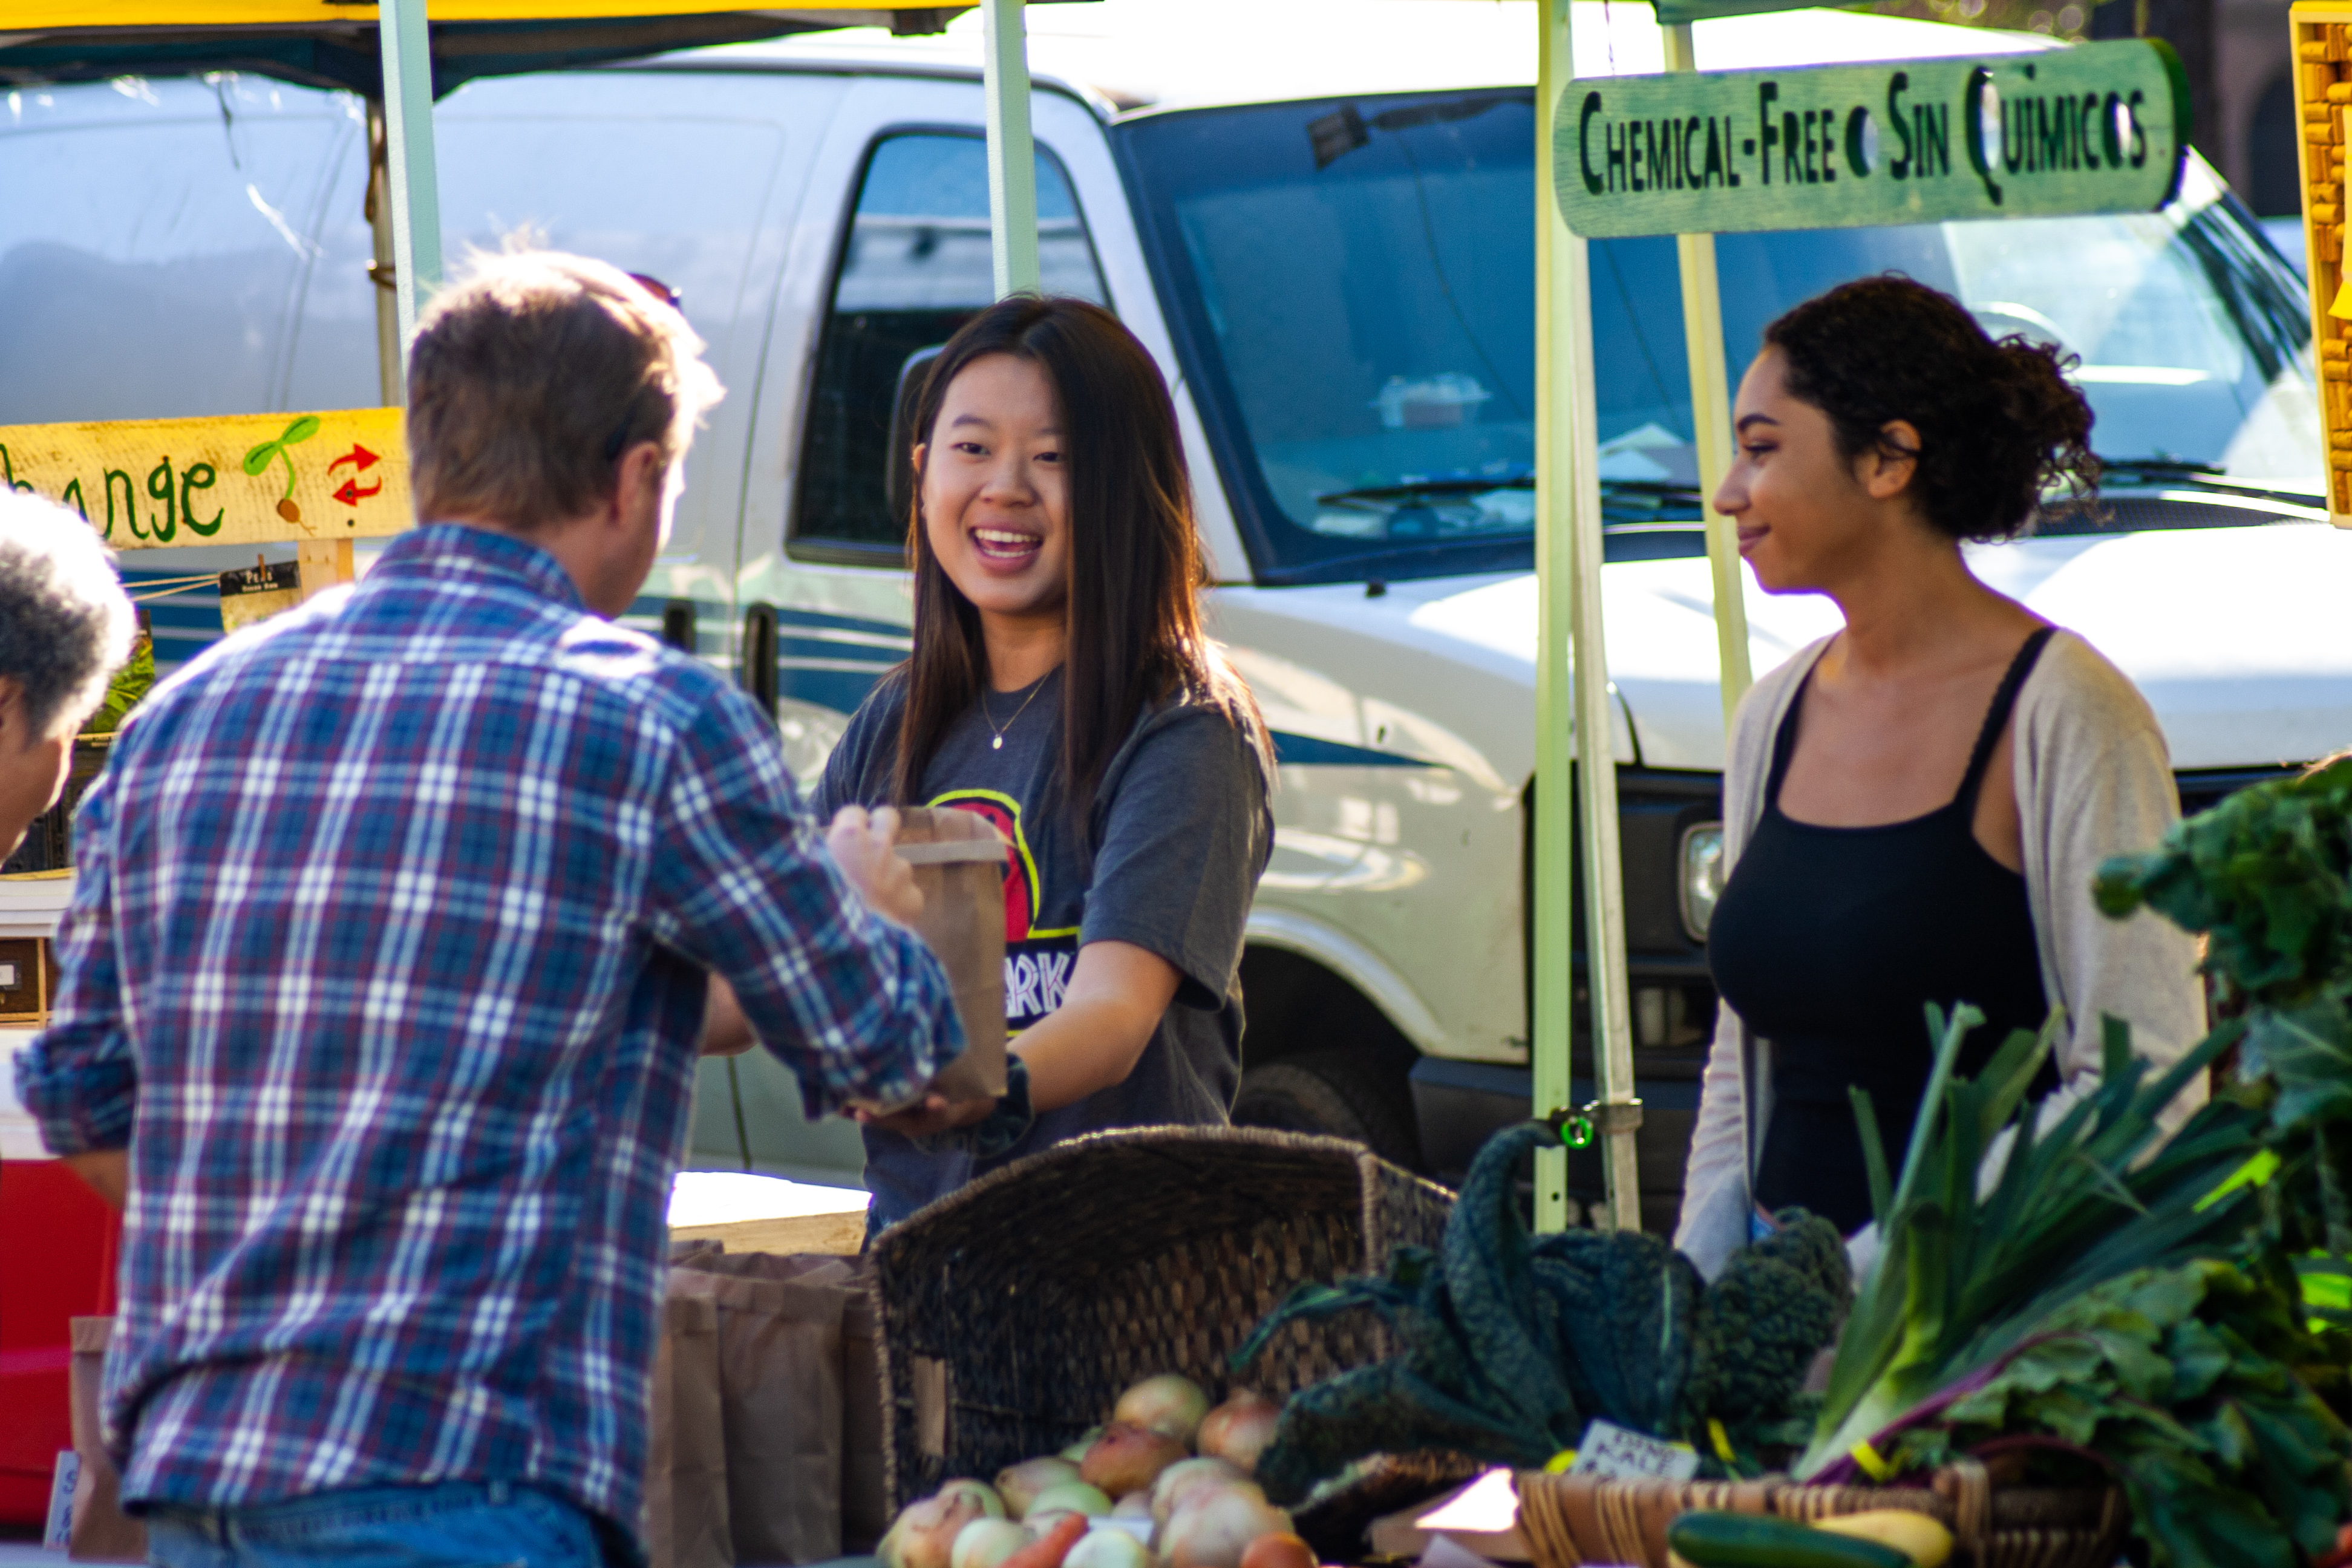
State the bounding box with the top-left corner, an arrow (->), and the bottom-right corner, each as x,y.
379,0 -> 442,400
982,0 -> 1042,298
1535,0 -> 1642,1233
1662,22 -> 1753,729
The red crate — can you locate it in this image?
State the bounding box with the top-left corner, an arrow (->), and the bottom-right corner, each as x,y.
0,1157 -> 119,1524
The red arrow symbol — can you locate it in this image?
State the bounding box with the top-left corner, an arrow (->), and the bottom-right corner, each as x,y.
333,476 -> 384,507
328,443 -> 381,475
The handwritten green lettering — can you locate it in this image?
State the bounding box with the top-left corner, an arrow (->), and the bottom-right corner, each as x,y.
181,462 -> 223,536
146,457 -> 177,543
105,469 -> 140,541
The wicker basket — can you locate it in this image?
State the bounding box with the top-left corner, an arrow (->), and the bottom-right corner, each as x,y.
1515,1459 -> 2129,1568
869,1126 -> 1459,1516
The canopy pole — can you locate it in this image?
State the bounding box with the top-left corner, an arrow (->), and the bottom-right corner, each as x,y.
365,101 -> 401,409
379,0 -> 443,394
981,0 -> 1041,298
1662,22 -> 1752,730
1535,0 -> 1641,1234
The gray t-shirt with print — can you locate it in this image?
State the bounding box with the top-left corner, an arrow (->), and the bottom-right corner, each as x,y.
813,666 -> 1273,1229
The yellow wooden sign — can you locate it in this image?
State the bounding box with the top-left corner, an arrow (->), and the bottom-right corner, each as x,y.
0,409 -> 410,552
2291,3 -> 2352,524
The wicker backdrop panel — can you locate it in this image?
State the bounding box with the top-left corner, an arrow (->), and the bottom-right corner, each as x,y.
872,1127 -> 1455,1508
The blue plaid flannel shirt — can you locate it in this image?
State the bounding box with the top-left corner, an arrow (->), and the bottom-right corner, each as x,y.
14,523 -> 961,1540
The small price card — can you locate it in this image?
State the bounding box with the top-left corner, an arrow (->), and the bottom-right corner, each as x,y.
1567,1419 -> 1701,1483
45,1449 -> 81,1547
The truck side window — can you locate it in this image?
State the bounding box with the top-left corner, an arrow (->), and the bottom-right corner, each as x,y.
791,131 -> 1108,560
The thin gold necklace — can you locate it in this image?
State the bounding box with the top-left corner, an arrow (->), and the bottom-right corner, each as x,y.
982,675 -> 1050,751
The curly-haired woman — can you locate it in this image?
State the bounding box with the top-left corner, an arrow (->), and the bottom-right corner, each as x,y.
1674,276 -> 2206,1275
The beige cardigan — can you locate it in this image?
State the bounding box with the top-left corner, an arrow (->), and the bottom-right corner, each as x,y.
1673,629 -> 2209,1279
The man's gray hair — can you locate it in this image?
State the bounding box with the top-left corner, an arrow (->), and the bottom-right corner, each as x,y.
0,490 -> 137,740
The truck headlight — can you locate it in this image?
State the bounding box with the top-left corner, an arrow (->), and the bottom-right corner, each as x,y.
1679,822 -> 1725,942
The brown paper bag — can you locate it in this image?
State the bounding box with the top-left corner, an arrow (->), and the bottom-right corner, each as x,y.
671,1253 -> 856,1566
892,806 -> 1008,1100
645,1290 -> 732,1568
841,1281 -> 889,1554
66,1317 -> 143,1564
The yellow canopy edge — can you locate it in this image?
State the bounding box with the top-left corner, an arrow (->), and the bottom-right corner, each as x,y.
0,1 -> 952,25
0,410 -> 411,552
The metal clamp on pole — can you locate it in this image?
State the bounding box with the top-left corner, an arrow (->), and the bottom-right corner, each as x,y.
1543,1099 -> 1644,1149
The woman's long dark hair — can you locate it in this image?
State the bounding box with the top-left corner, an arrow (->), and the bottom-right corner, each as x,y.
892,295 -> 1267,826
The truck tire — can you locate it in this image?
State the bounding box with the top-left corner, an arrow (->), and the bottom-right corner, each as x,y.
1232,1052 -> 1421,1170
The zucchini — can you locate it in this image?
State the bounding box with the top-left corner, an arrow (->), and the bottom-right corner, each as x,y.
1666,1511 -> 1912,1568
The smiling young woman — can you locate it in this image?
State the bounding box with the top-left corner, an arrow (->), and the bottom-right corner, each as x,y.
814,295 -> 1275,1234
1673,276 -> 2209,1278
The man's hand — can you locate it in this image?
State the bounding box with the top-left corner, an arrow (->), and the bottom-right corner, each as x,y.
854,1091 -> 995,1140
699,973 -> 756,1057
63,1149 -> 127,1212
826,805 -> 924,926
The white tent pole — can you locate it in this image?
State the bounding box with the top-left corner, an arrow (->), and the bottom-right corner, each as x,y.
982,0 -> 1042,298
1535,0 -> 1641,1235
1662,22 -> 1752,729
379,0 -> 442,397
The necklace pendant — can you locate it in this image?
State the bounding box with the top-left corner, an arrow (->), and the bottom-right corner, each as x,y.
991,735 -> 1003,750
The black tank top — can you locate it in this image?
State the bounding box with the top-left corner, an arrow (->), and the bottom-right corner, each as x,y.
1707,629 -> 2057,1233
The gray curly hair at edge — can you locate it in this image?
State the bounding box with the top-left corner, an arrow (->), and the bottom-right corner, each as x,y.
0,489 -> 136,740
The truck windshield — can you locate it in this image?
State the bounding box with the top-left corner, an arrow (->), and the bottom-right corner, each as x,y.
1117,90 -> 2320,585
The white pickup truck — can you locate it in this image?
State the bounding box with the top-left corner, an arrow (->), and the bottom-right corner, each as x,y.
4,0 -> 2342,1224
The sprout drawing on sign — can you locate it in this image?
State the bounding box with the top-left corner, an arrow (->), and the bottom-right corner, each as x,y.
243,415 -> 321,523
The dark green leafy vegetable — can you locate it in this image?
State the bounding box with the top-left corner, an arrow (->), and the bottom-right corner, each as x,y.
1232,1122 -> 1846,1504
1679,1208 -> 1849,1434
1800,758 -> 2352,1568
2099,754 -> 2352,1263
1800,1006 -> 2265,1483
82,628 -> 152,735
1877,1261 -> 2350,1568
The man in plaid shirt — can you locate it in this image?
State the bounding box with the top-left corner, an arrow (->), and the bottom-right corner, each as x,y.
14,252 -> 966,1567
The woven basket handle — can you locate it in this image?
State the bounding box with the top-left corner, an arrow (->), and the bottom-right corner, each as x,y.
1934,1457 -> 1992,1564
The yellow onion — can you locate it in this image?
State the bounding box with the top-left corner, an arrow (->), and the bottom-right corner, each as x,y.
1160,1489 -> 1295,1568
1026,1481 -> 1114,1520
1150,1459 -> 1254,1531
1080,1422 -> 1187,1498
1113,1374 -> 1211,1445
880,1482 -> 1005,1568
1065,1529 -> 1154,1568
996,1458 -> 1082,1518
951,1519 -> 1034,1568
1196,1389 -> 1282,1473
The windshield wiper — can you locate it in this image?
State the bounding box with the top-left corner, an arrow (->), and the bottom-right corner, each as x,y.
1315,476 -> 1531,506
2092,455 -> 2323,508
2097,455 -> 2224,480
1315,474 -> 1708,524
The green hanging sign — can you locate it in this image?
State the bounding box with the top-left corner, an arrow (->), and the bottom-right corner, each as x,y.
1650,0 -> 1831,24
1553,40 -> 2189,239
